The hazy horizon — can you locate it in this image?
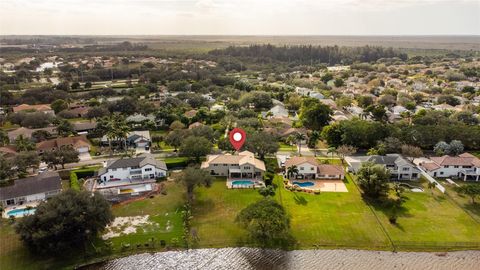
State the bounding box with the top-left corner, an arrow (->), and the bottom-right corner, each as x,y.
1,0 -> 479,35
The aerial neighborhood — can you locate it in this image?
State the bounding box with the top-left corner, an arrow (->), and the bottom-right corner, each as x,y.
0,37 -> 479,269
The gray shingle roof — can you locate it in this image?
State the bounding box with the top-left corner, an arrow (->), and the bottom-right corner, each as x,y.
101,154 -> 167,173
0,172 -> 61,201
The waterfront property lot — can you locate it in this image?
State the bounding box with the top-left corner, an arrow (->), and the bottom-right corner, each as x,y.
191,178 -> 263,247
107,181 -> 185,248
370,179 -> 480,250
275,175 -> 390,249
191,175 -> 391,249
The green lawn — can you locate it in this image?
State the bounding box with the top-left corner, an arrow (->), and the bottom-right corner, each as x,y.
370,179 -> 480,250
441,181 -> 480,223
191,178 -> 263,247
279,142 -> 296,152
275,174 -> 390,249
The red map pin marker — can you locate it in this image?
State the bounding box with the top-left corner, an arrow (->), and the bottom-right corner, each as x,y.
229,128 -> 246,151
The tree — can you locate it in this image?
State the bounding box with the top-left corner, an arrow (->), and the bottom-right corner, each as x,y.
366,105 -> 387,122
294,132 -> 307,155
176,166 -> 212,204
455,184 -> 480,204
166,129 -> 187,151
50,99 -> 68,114
401,144 -> 423,161
286,165 -> 299,179
356,95 -> 374,108
389,183 -> 406,224
15,135 -> 35,152
85,106 -> 109,119
357,162 -> 390,199
179,136 -> 212,162
56,119 -> 76,136
31,130 -> 51,142
258,186 -> 276,197
84,82 -> 92,89
244,131 -> 279,159
299,99 -> 332,130
307,131 -> 321,155
0,130 -> 9,146
15,190 -> 113,254
170,120 -> 185,130
15,151 -> 40,174
0,155 -> 15,181
434,141 -> 450,156
236,198 -> 294,248
42,146 -> 79,169
427,181 -> 437,195
336,145 -> 357,163
448,140 -> 464,156
321,73 -> 333,83
334,78 -> 345,87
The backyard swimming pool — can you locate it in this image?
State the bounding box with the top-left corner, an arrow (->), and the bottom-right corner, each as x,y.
293,181 -> 315,187
231,180 -> 254,186
6,208 -> 36,217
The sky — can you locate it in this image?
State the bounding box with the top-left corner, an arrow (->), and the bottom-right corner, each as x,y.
0,0 -> 479,35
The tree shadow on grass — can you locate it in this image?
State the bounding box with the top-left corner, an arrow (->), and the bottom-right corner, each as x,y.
464,202 -> 480,218
367,196 -> 413,219
293,193 -> 308,206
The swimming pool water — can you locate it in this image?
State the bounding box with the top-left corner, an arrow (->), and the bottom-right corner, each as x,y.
293,181 -> 315,187
7,208 -> 36,217
232,180 -> 254,186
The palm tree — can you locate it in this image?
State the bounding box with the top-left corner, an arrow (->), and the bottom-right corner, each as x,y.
286,165 -> 299,179
294,132 -> 307,156
286,135 -> 296,151
327,146 -> 337,158
308,131 -> 321,156
427,181 -> 437,195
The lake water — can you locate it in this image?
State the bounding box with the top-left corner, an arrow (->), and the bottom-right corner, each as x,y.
81,248 -> 480,270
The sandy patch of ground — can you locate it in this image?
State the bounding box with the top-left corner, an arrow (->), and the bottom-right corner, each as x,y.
102,215 -> 155,240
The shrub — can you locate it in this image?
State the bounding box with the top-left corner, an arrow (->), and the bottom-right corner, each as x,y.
69,172 -> 80,191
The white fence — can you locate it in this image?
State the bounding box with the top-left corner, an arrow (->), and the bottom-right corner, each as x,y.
416,166 -> 446,193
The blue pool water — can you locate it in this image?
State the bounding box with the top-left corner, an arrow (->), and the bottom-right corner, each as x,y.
232,180 -> 254,186
293,181 -> 315,187
7,208 -> 36,217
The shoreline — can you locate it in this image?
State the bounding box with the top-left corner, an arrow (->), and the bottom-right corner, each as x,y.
77,247 -> 480,270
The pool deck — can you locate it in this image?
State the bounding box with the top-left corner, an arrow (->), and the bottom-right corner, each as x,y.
288,180 -> 348,192
226,178 -> 265,189
3,201 -> 39,219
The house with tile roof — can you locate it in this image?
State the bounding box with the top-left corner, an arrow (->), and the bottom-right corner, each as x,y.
284,156 -> 344,180
12,104 -> 55,115
346,154 -> 421,180
8,126 -> 57,142
201,151 -> 266,181
419,153 -> 480,181
36,135 -> 91,154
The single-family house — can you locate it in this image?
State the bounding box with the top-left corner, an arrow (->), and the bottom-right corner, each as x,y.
201,151 -> 266,180
36,135 -> 91,155
12,104 -> 55,115
8,127 -> 57,142
98,154 -> 167,183
419,153 -> 480,181
284,156 -> 344,180
72,121 -> 97,135
346,154 -> 421,180
0,171 -> 62,207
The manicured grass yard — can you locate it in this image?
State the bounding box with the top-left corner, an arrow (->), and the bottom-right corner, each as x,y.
441,181 -> 480,223
192,178 -> 263,247
192,174 -> 390,249
370,179 -> 480,250
275,175 -> 390,249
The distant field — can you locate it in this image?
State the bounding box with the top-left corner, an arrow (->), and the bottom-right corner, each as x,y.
140,35 -> 480,52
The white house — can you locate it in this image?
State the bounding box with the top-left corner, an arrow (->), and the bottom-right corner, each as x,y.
284,156 -> 344,180
420,153 -> 480,181
98,154 -> 167,183
346,154 -> 421,180
0,172 -> 62,207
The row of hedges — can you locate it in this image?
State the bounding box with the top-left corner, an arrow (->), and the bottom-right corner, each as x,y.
164,157 -> 190,169
69,172 -> 80,191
